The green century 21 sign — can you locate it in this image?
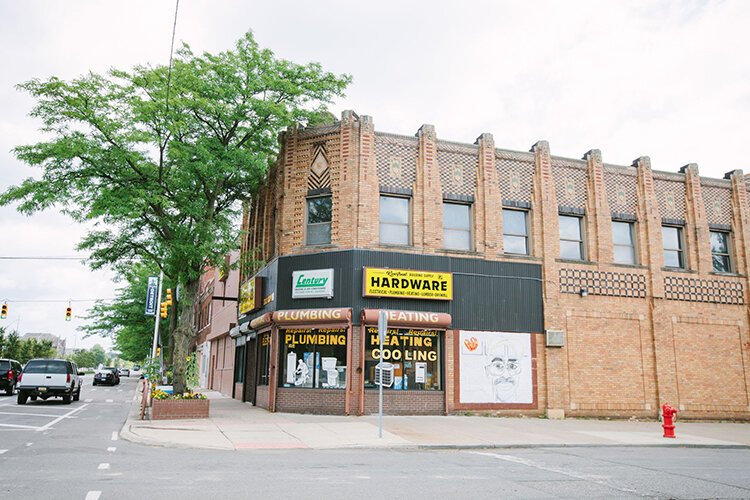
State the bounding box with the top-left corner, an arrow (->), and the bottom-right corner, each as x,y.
292,269 -> 334,299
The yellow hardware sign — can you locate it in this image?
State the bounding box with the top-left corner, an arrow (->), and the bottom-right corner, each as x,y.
363,267 -> 453,300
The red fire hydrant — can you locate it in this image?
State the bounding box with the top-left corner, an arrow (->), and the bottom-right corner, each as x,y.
662,402 -> 678,438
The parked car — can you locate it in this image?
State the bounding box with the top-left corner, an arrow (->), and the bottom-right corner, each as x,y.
94,367 -> 120,386
118,367 -> 130,377
132,364 -> 141,372
16,359 -> 83,404
0,358 -> 23,395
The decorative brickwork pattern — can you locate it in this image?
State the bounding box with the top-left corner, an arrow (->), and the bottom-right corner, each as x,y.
374,133 -> 418,190
664,276 -> 745,304
604,166 -> 638,215
496,150 -> 535,203
653,175 -> 687,220
437,141 -> 478,197
551,159 -> 588,209
701,182 -> 733,225
307,144 -> 331,191
559,268 -> 647,298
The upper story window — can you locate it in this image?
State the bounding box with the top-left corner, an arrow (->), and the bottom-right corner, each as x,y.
503,209 -> 529,255
306,195 -> 332,245
662,226 -> 684,269
612,220 -> 636,265
443,202 -> 472,251
380,195 -> 410,245
559,215 -> 585,260
710,230 -> 732,273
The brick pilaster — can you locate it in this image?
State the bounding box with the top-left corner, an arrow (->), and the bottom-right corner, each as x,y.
476,133 -> 502,258
279,127 -> 300,255
415,125 -> 442,251
633,156 -> 664,297
681,164 -> 712,274
584,149 -> 612,264
727,170 -> 750,277
356,115 -> 379,248
532,140 -> 567,417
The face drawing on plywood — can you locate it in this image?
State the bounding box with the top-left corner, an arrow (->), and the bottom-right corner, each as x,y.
484,340 -> 522,402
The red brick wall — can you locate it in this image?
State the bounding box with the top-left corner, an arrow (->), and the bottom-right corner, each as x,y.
275,388 -> 346,415
151,399 -> 209,420
363,390 -> 445,415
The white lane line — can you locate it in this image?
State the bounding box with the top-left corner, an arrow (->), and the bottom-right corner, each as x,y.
105,399 -> 113,403
0,411 -> 79,418
25,442 -> 32,447
107,447 -> 116,453
36,403 -> 89,432
111,431 -> 118,441
97,463 -> 110,470
0,449 -> 7,455
85,398 -> 93,403
85,491 -> 102,500
469,452 -> 642,496
0,423 -> 39,429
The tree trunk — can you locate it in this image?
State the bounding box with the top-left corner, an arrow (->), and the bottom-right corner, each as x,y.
171,279 -> 199,394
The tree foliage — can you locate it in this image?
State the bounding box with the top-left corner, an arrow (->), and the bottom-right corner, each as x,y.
1,32 -> 350,392
0,327 -> 57,364
69,344 -> 107,369
79,263 -> 167,363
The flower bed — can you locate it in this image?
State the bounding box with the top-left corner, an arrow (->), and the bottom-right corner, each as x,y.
150,390 -> 210,420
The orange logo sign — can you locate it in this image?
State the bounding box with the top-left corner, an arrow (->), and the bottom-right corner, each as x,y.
464,336 -> 478,351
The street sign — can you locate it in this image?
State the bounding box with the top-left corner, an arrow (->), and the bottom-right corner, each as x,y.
378,310 -> 387,344
145,276 -> 158,316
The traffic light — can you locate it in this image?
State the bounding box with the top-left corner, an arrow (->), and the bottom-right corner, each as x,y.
1,303 -> 7,319
165,288 -> 173,306
156,346 -> 161,357
160,301 -> 168,318
65,306 -> 72,321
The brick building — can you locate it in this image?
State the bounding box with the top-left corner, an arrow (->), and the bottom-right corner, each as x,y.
193,251 -> 241,399
234,111 -> 750,420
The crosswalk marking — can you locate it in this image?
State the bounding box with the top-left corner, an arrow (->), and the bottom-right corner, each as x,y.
111,431 -> 118,441
97,463 -> 110,470
107,447 -> 116,452
85,491 -> 102,500
0,449 -> 7,455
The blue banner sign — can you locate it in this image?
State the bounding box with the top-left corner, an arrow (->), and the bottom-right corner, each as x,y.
145,276 -> 159,316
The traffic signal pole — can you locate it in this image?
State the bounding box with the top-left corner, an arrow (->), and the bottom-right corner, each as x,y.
151,271 -> 163,361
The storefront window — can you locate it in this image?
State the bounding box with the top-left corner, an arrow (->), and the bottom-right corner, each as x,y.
279,327 -> 347,389
364,326 -> 442,391
234,337 -> 245,383
257,333 -> 271,386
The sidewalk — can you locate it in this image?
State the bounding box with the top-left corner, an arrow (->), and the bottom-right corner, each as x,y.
120,387 -> 750,451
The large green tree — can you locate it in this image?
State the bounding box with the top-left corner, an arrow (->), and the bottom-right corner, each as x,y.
1,32 -> 350,392
79,263 -> 167,363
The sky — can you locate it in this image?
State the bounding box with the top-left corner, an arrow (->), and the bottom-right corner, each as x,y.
1,0 -> 748,351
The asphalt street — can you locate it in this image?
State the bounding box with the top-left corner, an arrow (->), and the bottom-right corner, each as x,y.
2,377 -> 750,499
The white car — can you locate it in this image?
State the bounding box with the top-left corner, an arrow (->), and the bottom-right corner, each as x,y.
17,359 -> 83,405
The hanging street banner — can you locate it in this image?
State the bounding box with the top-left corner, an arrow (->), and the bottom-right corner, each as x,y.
363,267 -> 453,300
144,276 -> 158,316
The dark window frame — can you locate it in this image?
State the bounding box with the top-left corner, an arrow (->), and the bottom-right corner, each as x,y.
502,208 -> 530,255
443,201 -> 473,251
662,225 -> 685,269
559,214 -> 585,261
710,230 -> 732,273
612,219 -> 637,265
305,195 -> 332,245
379,194 -> 411,246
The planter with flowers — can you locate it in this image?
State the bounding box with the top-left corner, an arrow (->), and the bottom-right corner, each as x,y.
150,389 -> 209,420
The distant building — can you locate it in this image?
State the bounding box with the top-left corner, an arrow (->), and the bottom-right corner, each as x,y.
21,333 -> 66,356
